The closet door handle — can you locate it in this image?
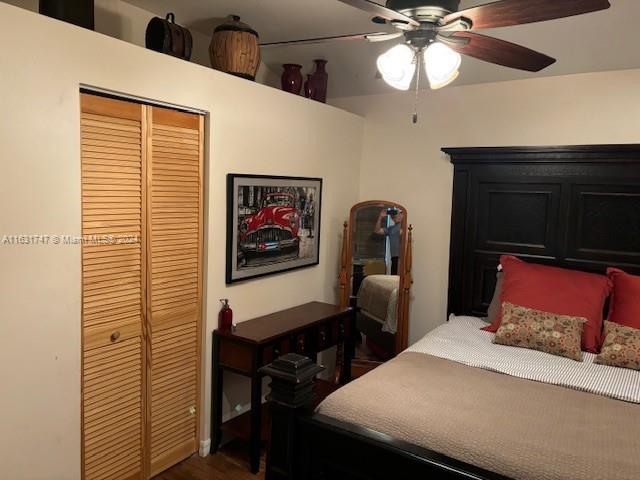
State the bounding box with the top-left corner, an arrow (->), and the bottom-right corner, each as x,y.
110,331 -> 121,342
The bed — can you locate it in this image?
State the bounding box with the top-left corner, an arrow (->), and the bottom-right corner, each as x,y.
263,145 -> 640,480
355,274 -> 399,358
357,274 -> 399,334
318,316 -> 640,480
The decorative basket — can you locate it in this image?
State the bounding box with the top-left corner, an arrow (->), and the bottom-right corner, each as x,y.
145,13 -> 193,61
209,15 -> 261,81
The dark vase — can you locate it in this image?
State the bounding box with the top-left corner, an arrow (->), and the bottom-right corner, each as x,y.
308,59 -> 328,103
303,74 -> 315,99
281,64 -> 303,95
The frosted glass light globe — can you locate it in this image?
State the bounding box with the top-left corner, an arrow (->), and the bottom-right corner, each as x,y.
424,42 -> 461,90
377,44 -> 416,91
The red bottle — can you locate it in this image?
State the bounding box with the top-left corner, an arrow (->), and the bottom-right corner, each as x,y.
218,299 -> 233,331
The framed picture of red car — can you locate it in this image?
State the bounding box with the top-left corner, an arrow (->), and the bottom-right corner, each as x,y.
226,174 -> 323,283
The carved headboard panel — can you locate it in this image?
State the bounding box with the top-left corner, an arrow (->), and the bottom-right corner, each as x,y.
443,145 -> 640,317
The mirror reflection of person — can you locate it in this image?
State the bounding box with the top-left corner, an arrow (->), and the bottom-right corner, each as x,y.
374,208 -> 403,275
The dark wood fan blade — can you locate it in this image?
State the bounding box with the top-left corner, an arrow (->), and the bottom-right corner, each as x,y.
338,0 -> 420,27
260,32 -> 389,47
444,0 -> 610,30
449,32 -> 556,72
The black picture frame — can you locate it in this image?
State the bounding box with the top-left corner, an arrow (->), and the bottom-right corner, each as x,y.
226,174 -> 323,284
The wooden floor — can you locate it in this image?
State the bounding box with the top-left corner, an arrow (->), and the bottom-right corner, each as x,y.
152,441 -> 265,480
152,362 -> 357,479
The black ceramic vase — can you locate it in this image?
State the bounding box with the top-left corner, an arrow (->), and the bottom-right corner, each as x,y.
281,64 -> 303,95
308,59 -> 328,103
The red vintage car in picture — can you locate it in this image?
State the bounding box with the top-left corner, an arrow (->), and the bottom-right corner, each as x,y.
238,192 -> 301,266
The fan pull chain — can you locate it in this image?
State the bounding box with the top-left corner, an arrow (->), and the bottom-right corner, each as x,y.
413,49 -> 422,124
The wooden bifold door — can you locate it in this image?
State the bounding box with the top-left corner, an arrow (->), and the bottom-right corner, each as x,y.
80,93 -> 204,480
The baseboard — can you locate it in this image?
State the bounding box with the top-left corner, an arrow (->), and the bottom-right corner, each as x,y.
199,438 -> 211,457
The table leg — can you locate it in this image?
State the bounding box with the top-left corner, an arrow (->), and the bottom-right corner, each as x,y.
249,369 -> 262,474
343,340 -> 353,385
211,334 -> 223,454
340,312 -> 355,384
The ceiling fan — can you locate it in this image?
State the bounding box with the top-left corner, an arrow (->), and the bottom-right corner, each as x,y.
262,0 -> 611,100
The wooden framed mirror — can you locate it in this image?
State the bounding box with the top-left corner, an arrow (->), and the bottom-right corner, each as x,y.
339,201 -> 412,374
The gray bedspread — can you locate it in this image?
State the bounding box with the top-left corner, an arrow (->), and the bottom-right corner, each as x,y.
356,274 -> 398,333
317,352 -> 640,480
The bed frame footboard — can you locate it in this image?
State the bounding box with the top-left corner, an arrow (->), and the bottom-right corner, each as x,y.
261,353 -> 508,480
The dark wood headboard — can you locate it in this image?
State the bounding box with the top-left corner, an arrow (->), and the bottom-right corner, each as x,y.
443,145 -> 640,318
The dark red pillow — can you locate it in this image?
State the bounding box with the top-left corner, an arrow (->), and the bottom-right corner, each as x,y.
483,255 -> 612,353
607,268 -> 640,330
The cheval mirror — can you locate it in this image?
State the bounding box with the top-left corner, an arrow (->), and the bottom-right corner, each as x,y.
339,201 -> 412,376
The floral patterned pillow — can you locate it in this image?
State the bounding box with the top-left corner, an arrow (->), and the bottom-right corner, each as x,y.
493,303 -> 586,361
595,321 -> 640,371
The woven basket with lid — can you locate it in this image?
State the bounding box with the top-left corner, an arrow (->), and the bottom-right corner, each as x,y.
209,15 -> 261,81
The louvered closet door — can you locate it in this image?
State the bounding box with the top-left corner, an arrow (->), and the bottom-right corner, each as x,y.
80,94 -> 146,480
147,106 -> 204,476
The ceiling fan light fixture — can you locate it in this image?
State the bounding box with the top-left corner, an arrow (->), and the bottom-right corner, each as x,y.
376,43 -> 416,91
428,68 -> 459,90
424,41 -> 461,90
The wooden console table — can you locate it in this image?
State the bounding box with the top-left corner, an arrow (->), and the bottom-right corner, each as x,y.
210,301 -> 355,473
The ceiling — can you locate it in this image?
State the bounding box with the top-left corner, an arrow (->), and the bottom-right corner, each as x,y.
124,0 -> 640,98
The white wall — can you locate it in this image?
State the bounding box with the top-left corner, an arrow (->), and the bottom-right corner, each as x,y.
0,4 -> 362,479
1,0 -> 280,85
332,69 -> 640,343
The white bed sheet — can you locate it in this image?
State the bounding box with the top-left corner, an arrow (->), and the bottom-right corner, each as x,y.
407,315 -> 640,404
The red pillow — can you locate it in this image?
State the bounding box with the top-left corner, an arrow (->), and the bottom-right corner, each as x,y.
483,255 -> 612,353
607,268 -> 640,330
